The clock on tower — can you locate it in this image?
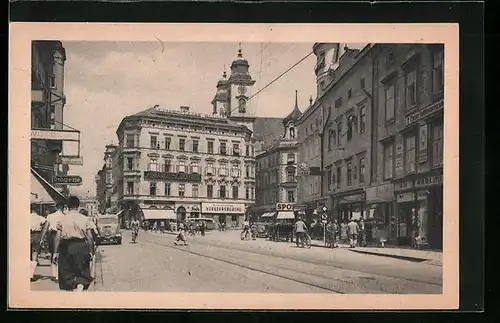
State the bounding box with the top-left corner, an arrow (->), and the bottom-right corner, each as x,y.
238,85 -> 247,95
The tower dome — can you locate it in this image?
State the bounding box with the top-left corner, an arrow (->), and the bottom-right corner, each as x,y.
229,45 -> 252,83
217,70 -> 228,88
283,90 -> 303,126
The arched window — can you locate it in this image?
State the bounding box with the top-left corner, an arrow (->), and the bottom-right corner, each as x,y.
289,127 -> 295,139
329,130 -> 336,151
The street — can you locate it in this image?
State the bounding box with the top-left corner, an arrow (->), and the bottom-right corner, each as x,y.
33,230 -> 442,294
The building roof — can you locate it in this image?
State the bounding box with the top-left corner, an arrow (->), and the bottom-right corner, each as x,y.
253,117 -> 285,142
282,90 -> 303,126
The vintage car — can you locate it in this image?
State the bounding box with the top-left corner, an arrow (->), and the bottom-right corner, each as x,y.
191,218 -> 217,231
268,219 -> 295,242
251,222 -> 271,238
96,214 -> 122,245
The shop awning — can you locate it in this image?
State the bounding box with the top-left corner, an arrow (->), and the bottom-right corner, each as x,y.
276,211 -> 295,220
142,209 -> 176,220
115,210 -> 124,217
261,212 -> 275,218
30,168 -> 66,205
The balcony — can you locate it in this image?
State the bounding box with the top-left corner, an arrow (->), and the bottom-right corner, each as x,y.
123,168 -> 141,177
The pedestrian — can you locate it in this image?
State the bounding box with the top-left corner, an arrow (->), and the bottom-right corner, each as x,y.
358,218 -> 367,247
153,221 -> 158,232
250,222 -> 258,240
333,219 -> 340,248
200,220 -> 206,236
325,220 -> 334,248
53,196 -> 95,291
30,204 -> 47,281
340,220 -> 348,244
347,218 -> 360,248
39,202 -> 66,282
159,221 -> 165,234
144,220 -> 149,232
174,223 -> 188,246
293,217 -> 308,247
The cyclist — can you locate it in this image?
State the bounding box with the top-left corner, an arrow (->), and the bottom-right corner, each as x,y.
130,218 -> 140,242
293,217 -> 308,247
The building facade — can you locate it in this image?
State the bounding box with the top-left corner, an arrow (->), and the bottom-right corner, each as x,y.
30,41 -> 70,208
95,144 -> 118,213
112,105 -> 256,228
372,44 -> 444,248
253,92 -> 302,218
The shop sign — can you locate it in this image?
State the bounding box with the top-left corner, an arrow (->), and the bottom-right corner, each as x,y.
405,100 -> 444,126
394,180 -> 413,191
415,175 -> 442,188
396,192 -> 414,203
202,203 -> 245,214
31,129 -> 80,141
144,171 -> 201,182
338,194 -> 363,204
419,124 -> 429,164
395,144 -> 404,177
417,191 -> 428,200
57,155 -> 84,165
276,203 -> 296,211
52,175 -> 82,185
293,203 -> 307,211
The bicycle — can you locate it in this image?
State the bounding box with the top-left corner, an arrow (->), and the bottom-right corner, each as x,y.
240,229 -> 251,241
131,228 -> 138,243
297,231 -> 312,248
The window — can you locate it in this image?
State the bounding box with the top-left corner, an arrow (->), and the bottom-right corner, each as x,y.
359,106 -> 366,134
327,169 -> 333,191
220,142 -> 226,155
191,162 -> 200,174
289,127 -> 295,139
126,182 -> 134,195
386,50 -> 395,66
348,89 -> 352,99
335,97 -> 342,109
192,184 -> 199,197
320,81 -> 325,90
433,50 -> 444,94
287,191 -> 295,203
359,157 -> 365,184
337,119 -> 343,145
251,187 -> 255,200
126,157 -> 133,170
206,163 -> 214,175
162,160 -> 172,173
360,77 -> 366,90
220,185 -> 226,198
287,153 -> 295,163
336,165 -> 342,188
385,84 -> 395,122
347,161 -> 353,186
165,137 -> 171,150
245,187 -> 250,199
286,168 -> 295,182
220,163 -> 228,176
246,145 -> 250,156
251,147 -> 254,156
126,134 -> 135,148
150,182 -> 157,196
150,135 -> 158,149
245,165 -> 250,178
233,143 -> 240,156
178,184 -> 185,197
164,182 -> 171,196
207,185 -> 213,198
384,143 -> 394,179
179,138 -> 185,151
404,134 -> 416,173
178,160 -> 186,173
231,165 -> 240,177
208,141 -> 214,154
50,75 -> 56,88
432,123 -> 444,167
238,99 -> 246,113
347,116 -> 353,141
405,69 -> 417,108
148,158 -> 158,171
232,186 -> 239,199
192,140 -> 199,153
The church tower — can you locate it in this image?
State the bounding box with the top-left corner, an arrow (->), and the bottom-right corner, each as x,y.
226,45 -> 257,132
282,90 -> 303,140
211,69 -> 229,117
312,43 -> 348,98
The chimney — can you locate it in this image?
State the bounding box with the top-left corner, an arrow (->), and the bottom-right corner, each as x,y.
180,106 -> 190,112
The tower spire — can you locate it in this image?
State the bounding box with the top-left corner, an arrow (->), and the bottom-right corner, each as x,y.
295,90 -> 299,110
238,42 -> 243,58
223,64 -> 227,78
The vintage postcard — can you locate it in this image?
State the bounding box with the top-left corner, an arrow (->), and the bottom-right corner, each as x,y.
9,23 -> 459,309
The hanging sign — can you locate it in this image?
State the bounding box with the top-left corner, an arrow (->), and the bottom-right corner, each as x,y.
57,156 -> 84,165
31,129 -> 80,141
52,175 -> 82,185
276,203 -> 296,211
419,124 -> 429,164
395,144 -> 404,177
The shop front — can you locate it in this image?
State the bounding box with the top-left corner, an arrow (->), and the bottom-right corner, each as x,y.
364,184 -> 396,245
332,189 -> 366,223
30,167 -> 67,215
174,203 -> 202,220
201,202 -> 246,228
393,172 -> 443,249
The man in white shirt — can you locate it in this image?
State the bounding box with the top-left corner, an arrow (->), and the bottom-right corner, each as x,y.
39,202 -> 65,282
30,204 -> 47,281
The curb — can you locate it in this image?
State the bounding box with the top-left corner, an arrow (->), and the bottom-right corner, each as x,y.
348,249 -> 430,263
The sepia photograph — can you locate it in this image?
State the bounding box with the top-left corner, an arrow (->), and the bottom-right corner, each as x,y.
10,23 -> 459,309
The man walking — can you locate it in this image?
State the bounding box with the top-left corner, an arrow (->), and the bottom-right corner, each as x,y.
358,218 -> 367,247
39,202 -> 65,282
347,218 -> 360,248
53,196 -> 95,291
293,217 -> 308,247
30,205 -> 47,281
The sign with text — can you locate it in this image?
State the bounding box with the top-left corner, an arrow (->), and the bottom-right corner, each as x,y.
57,156 -> 84,165
395,144 -> 404,177
31,129 -> 80,141
394,180 -> 413,192
414,175 -> 442,188
405,101 -> 443,126
53,175 -> 82,186
202,203 -> 245,214
418,124 -> 429,164
276,203 -> 296,211
144,171 -> 201,182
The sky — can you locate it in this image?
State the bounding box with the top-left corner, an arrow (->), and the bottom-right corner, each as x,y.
61,41 -> 363,196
